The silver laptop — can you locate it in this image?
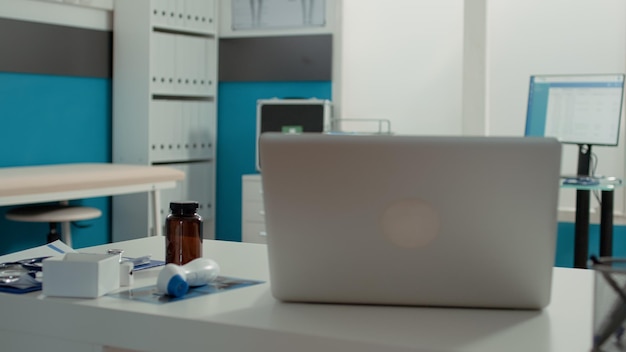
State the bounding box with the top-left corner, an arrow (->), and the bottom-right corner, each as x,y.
259,133 -> 561,309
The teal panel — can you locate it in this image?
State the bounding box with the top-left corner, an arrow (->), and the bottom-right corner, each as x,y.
555,222 -> 576,267
555,222 -> 626,268
0,72 -> 111,165
216,81 -> 332,242
612,225 -> 626,258
0,72 -> 112,254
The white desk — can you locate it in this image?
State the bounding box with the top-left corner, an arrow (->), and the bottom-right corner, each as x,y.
0,163 -> 185,240
0,237 -> 594,352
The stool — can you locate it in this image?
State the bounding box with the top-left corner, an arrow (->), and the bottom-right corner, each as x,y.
6,205 -> 102,248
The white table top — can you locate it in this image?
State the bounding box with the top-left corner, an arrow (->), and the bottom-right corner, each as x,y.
0,163 -> 184,206
0,237 -> 595,352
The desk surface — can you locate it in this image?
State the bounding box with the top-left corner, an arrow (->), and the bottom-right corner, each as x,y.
0,163 -> 184,206
0,237 -> 593,352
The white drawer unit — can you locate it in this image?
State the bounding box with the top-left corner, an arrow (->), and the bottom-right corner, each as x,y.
242,174 -> 267,244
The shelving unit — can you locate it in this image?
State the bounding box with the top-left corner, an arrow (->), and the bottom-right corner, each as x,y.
242,174 -> 266,244
112,0 -> 217,241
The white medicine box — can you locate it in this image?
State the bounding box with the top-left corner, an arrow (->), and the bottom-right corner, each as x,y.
43,253 -> 120,298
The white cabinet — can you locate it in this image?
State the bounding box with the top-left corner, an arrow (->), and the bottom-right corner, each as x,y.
242,174 -> 267,244
112,0 -> 217,241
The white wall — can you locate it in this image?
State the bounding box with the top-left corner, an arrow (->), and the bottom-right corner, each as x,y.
486,0 -> 626,217
337,0 -> 626,219
335,0 -> 465,135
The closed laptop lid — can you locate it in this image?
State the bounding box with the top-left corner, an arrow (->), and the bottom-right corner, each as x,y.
260,133 -> 562,309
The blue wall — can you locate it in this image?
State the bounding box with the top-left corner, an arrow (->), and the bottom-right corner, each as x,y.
0,72 -> 111,254
216,81 -> 333,242
0,72 -> 624,269
555,222 -> 626,267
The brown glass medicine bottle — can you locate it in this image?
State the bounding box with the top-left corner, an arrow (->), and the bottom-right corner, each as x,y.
166,201 -> 203,265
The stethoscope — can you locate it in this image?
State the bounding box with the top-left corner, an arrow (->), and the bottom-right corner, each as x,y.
0,256 -> 49,284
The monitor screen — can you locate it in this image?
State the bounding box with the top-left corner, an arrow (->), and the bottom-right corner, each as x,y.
525,74 -> 625,146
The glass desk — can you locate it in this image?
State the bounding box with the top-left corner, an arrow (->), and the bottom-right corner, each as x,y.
560,176 -> 622,268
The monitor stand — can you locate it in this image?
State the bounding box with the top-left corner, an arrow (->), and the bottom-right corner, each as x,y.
577,144 -> 592,176
574,144 -> 591,268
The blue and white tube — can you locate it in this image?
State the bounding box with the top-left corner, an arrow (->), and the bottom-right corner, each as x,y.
156,258 -> 220,298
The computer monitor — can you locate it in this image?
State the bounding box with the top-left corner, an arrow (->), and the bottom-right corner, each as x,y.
525,73 -> 625,175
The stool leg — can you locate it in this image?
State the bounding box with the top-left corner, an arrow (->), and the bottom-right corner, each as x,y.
61,221 -> 72,248
152,189 -> 162,237
47,223 -> 60,243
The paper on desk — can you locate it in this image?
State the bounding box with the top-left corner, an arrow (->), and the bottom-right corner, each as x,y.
0,240 -> 76,294
108,276 -> 265,304
0,240 -> 76,263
